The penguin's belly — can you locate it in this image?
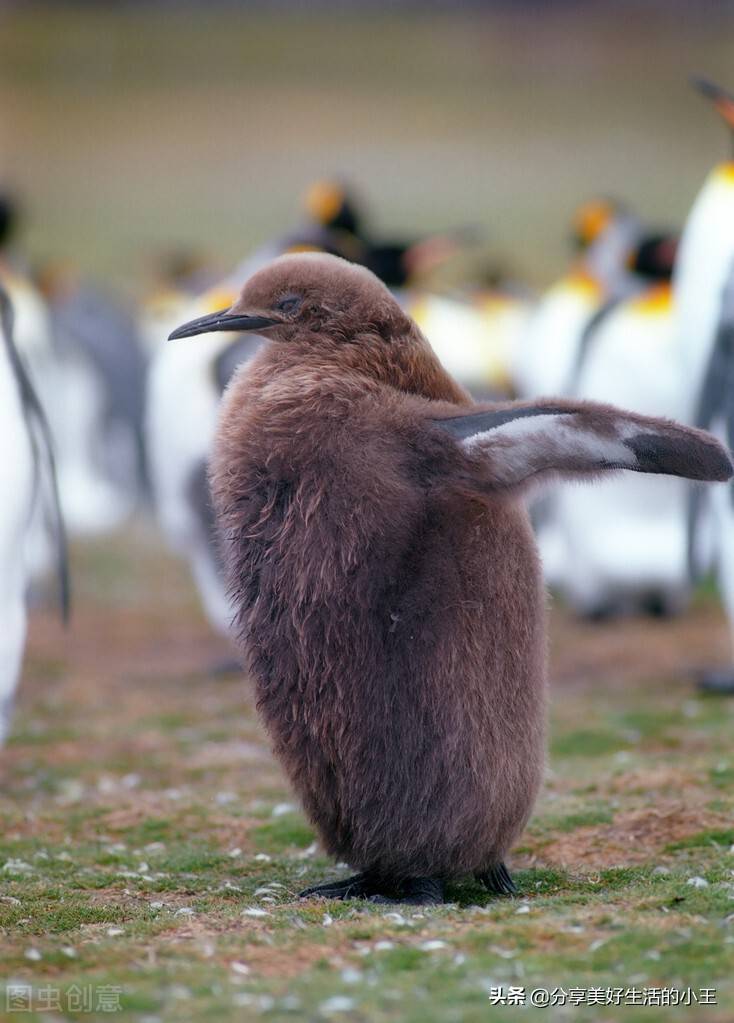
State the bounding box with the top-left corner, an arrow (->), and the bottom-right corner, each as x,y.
250,500 -> 547,878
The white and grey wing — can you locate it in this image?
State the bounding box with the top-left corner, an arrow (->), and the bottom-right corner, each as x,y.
433,400 -> 733,494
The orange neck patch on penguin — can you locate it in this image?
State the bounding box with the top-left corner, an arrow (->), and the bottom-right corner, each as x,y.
562,269 -> 604,300
628,283 -> 673,317
713,162 -> 734,186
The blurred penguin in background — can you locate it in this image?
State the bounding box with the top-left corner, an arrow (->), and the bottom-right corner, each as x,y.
515,197 -> 679,605
302,180 -> 534,399
677,77 -> 734,691
513,198 -> 670,400
693,262 -> 734,691
0,194 -> 64,583
0,193 -> 144,556
223,178 -> 475,293
0,285 -> 68,743
513,198 -> 631,400
403,286 -> 533,401
543,200 -> 679,616
0,286 -> 36,741
302,178 -> 466,288
146,282 -> 265,648
0,193 -> 56,413
38,262 -> 149,532
551,281 -> 687,617
140,248 -> 223,358
676,79 -> 734,412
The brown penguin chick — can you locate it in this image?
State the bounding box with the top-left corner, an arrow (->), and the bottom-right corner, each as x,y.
169,253 -> 732,906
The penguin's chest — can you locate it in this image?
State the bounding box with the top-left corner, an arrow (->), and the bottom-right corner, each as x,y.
238,476 -> 541,717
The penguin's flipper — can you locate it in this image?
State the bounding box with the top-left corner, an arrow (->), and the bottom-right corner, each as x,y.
477,863 -> 517,896
433,399 -> 733,497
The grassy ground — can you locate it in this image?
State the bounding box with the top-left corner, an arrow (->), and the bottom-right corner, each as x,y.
1,524 -> 733,1021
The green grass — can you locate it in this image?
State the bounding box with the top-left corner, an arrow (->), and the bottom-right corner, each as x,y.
710,763 -> 734,789
551,728 -> 630,757
664,829 -> 734,852
553,808 -> 615,832
253,816 -> 316,853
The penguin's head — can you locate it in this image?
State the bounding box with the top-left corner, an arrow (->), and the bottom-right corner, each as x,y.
303,179 -> 363,237
168,252 -> 412,348
571,198 -> 624,251
691,75 -> 734,144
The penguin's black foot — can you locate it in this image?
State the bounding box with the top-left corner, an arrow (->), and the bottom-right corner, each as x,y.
369,877 -> 445,906
298,872 -> 376,900
299,873 -> 445,905
477,862 -> 517,896
696,668 -> 734,695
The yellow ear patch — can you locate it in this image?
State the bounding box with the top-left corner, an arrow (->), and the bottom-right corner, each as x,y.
628,283 -> 672,316
305,181 -> 344,225
573,200 -> 613,247
284,242 -> 323,254
202,288 -> 237,314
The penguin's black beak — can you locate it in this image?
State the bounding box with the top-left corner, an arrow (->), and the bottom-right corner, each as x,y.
168,309 -> 282,340
691,75 -> 734,128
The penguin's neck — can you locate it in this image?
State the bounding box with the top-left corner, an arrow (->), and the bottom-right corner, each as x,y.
344,326 -> 469,403
253,326 -> 469,407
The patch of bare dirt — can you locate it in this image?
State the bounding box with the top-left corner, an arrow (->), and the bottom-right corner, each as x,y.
535,802 -> 730,870
549,603 -> 731,691
229,942 -> 335,979
607,765 -> 703,795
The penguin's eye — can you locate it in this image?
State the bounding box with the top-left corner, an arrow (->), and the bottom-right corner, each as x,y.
275,294 -> 302,315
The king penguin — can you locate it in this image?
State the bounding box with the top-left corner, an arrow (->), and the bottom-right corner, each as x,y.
0,285 -> 68,742
677,76 -> 734,690
168,252 -> 731,903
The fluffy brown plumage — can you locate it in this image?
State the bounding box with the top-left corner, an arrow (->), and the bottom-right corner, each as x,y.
169,252 -> 732,904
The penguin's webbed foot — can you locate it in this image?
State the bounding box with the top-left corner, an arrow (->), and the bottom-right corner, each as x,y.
477,862 -> 517,896
298,872 -> 376,900
298,873 -> 445,905
369,877 -> 445,905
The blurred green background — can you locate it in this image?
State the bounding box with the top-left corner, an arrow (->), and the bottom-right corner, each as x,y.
1,1 -> 733,292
